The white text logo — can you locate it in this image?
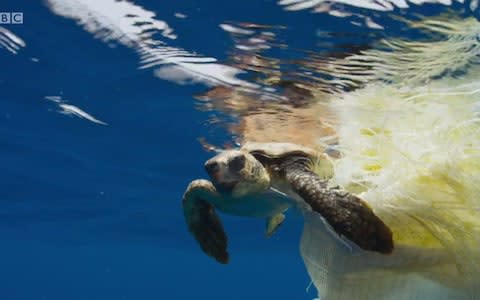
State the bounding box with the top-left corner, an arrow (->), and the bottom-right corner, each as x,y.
0,12 -> 23,24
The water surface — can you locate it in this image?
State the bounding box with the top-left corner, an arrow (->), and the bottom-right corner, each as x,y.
1,1 -> 479,299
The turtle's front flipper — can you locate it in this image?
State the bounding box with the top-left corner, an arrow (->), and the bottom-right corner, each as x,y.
183,179 -> 229,264
284,164 -> 394,254
266,213 -> 286,237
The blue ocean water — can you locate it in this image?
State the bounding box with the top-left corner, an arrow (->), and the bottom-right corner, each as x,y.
0,1 -> 478,299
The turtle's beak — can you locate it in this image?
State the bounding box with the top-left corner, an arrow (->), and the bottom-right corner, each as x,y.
205,160 -> 238,193
205,161 -> 221,178
205,161 -> 226,185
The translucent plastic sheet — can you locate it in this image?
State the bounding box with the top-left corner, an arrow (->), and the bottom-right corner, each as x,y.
302,209 -> 478,300
301,18 -> 480,299
302,85 -> 480,299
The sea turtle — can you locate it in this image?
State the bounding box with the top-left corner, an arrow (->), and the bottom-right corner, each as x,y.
182,142 -> 393,263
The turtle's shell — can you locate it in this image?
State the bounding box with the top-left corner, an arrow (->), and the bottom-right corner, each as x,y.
242,142 -> 335,180
241,142 -> 319,158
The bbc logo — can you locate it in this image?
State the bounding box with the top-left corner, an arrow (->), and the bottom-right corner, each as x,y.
0,12 -> 23,24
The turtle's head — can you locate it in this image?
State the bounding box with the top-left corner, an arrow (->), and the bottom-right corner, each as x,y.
205,150 -> 270,198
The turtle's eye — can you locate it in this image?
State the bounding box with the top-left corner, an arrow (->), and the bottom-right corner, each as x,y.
229,155 -> 245,173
